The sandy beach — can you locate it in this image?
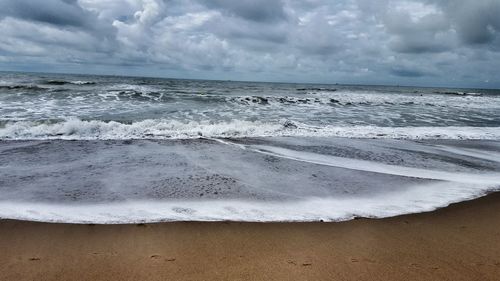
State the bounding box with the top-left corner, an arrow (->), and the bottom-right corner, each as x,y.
2,0 -> 500,280
1,193 -> 499,281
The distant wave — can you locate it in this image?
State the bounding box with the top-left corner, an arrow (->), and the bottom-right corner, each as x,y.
0,80 -> 95,91
0,84 -> 46,90
1,84 -> 495,111
1,118 -> 499,140
42,80 -> 96,85
102,90 -> 174,102
89,90 -> 497,109
296,87 -> 337,92
433,91 -> 483,96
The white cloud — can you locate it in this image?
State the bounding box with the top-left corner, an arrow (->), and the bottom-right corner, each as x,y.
0,0 -> 498,87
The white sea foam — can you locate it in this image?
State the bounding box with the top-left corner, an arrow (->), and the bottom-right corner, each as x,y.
434,145 -> 500,162
1,118 -> 500,140
70,81 -> 95,85
0,181 -> 496,223
249,145 -> 500,184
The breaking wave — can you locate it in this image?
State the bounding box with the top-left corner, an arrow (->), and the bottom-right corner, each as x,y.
1,118 -> 499,140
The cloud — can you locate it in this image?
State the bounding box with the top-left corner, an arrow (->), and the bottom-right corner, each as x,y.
0,0 -> 100,30
0,0 -> 498,87
201,0 -> 287,23
432,0 -> 500,45
390,66 -> 425,77
382,3 -> 452,53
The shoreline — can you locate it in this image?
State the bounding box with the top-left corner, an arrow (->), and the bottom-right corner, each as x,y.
2,193 -> 500,280
0,189 -> 495,225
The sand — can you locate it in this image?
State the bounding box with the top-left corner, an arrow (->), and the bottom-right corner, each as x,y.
1,193 -> 500,281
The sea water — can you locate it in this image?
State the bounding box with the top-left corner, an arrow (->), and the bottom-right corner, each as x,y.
0,72 -> 499,223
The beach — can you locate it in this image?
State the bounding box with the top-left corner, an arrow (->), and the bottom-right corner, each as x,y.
1,72 -> 500,280
1,1 -> 500,279
1,192 -> 500,281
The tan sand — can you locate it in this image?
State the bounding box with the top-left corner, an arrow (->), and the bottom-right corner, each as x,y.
1,193 -> 500,281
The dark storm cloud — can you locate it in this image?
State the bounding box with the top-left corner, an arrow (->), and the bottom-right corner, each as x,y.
430,0 -> 500,45
0,0 -> 96,29
390,67 -> 425,77
381,0 -> 500,53
201,0 -> 287,22
205,16 -> 289,45
0,0 -> 498,87
383,11 -> 451,53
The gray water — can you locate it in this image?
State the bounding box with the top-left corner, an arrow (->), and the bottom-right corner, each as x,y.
1,72 -> 499,140
0,72 -> 500,223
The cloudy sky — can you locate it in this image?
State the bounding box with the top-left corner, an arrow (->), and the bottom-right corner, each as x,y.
0,0 -> 499,88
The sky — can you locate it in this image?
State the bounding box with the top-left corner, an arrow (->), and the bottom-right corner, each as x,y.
0,0 -> 499,88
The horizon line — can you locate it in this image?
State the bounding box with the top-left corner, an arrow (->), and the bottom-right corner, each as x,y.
1,69 -> 498,91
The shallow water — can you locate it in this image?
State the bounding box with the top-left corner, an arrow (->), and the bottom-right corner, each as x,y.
1,138 -> 499,223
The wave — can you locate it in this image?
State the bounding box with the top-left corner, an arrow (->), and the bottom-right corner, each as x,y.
434,91 -> 483,96
296,87 -> 337,92
0,181 -> 496,223
42,80 -> 96,85
102,90 -> 174,102
303,91 -> 497,109
0,81 -> 94,91
0,84 -> 46,90
2,85 -> 496,111
228,91 -> 498,109
1,118 -> 499,140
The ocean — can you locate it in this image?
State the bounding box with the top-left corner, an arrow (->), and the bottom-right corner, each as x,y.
1,71 -> 500,223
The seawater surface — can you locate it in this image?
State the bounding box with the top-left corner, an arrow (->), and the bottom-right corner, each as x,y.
0,72 -> 499,223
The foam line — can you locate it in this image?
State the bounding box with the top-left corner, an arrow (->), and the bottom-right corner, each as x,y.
0,182 -> 496,224
434,145 -> 500,163
248,145 -> 500,184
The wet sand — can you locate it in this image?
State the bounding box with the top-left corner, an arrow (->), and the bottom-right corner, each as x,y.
1,193 -> 500,281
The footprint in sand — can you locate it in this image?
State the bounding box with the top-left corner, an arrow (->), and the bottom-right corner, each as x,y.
409,263 -> 420,268
349,258 -> 376,264
150,255 -> 176,262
